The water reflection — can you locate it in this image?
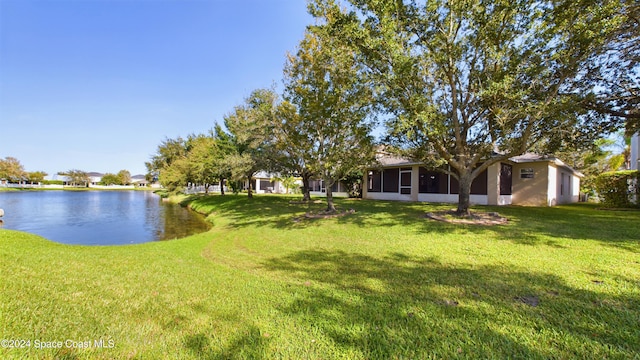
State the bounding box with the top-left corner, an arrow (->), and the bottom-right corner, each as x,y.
0,191 -> 210,245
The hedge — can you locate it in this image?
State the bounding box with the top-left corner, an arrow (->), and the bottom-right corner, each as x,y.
594,170 -> 640,208
41,180 -> 64,185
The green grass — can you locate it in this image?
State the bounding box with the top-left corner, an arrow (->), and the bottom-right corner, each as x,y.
1,195 -> 639,359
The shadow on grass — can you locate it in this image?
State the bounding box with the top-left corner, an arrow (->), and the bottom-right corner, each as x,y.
188,195 -> 640,251
262,249 -> 639,358
183,326 -> 269,360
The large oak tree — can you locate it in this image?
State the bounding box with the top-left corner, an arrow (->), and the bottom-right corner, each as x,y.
310,0 -> 628,214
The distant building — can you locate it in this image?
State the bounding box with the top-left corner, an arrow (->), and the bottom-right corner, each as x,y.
131,174 -> 149,187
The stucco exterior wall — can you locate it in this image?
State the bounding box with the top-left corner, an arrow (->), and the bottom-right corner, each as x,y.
511,162 -> 550,206
551,165 -> 581,205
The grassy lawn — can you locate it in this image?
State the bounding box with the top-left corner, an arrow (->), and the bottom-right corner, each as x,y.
1,195 -> 639,359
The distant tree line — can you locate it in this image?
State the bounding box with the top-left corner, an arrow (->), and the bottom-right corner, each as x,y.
0,157 -> 47,184
0,157 -> 136,187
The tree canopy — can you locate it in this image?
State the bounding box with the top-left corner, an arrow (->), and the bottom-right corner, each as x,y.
281,28 -> 376,211
309,0 -> 630,214
224,88 -> 282,198
577,1 -> 639,134
0,157 -> 27,182
62,170 -> 90,187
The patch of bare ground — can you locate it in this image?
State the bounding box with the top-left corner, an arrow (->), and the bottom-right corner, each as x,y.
293,209 -> 356,222
425,210 -> 508,226
288,200 -> 325,205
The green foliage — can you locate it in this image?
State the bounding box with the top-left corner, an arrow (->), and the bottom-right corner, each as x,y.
272,175 -> 299,194
100,170 -> 132,186
577,1 -> 639,134
224,88 -> 282,197
0,156 -> 26,181
26,171 -> 47,183
342,169 -> 365,198
100,173 -> 121,185
554,135 -> 630,196
41,180 -> 63,185
594,170 -> 640,208
117,170 -> 131,185
282,29 -> 376,210
310,0 -> 628,214
61,169 -> 90,187
146,137 -> 188,189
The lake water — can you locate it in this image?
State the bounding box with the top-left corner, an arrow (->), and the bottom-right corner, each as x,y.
0,191 -> 210,245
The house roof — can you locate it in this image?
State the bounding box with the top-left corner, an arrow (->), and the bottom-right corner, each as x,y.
510,153 -> 583,177
373,151 -> 583,177
376,152 -> 418,166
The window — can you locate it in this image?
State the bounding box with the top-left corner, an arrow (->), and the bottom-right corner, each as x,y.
259,180 -> 274,191
450,169 -> 488,195
520,168 -> 534,179
309,180 -> 323,192
383,168 -> 399,193
331,182 -> 341,192
367,170 -> 381,192
419,168 -> 444,193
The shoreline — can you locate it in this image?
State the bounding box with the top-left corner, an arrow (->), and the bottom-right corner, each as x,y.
0,186 -> 158,192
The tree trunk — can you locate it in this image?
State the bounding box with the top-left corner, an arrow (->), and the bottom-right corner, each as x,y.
220,178 -> 225,196
456,170 -> 473,216
301,173 -> 311,202
247,175 -> 253,198
325,179 -> 336,212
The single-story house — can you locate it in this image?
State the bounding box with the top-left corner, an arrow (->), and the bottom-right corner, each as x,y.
363,153 -> 582,206
249,172 -> 349,197
250,172 -> 286,194
87,172 -> 104,186
131,175 -> 149,187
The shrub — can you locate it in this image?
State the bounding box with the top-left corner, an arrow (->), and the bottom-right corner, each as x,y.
594,170 -> 640,208
41,180 -> 64,185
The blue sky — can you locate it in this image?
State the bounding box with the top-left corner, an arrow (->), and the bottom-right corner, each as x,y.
0,0 -> 312,176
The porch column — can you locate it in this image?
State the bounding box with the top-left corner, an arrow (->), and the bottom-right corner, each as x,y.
411,165 -> 420,201
487,163 -> 500,205
362,171 -> 369,199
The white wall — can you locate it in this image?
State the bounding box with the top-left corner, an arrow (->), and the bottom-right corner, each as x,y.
367,192 -> 413,201
572,175 -> 581,203
547,165 -> 557,206
309,191 -> 349,198
631,133 -> 639,170
417,194 -> 489,205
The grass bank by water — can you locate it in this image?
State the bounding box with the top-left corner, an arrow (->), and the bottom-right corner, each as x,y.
1,195 -> 639,359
